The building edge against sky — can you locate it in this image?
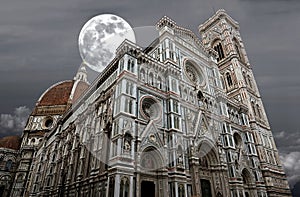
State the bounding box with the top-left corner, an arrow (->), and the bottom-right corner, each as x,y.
0,9 -> 291,197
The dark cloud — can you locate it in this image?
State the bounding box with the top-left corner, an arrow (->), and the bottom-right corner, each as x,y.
0,0 -> 300,189
0,106 -> 31,137
280,151 -> 300,188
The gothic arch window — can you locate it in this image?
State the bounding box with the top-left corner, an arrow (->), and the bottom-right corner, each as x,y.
183,88 -> 188,100
119,59 -> 124,72
178,184 -> 185,197
125,81 -> 133,95
127,99 -> 133,114
5,160 -> 12,171
47,176 -> 51,186
149,72 -> 154,86
119,177 -> 130,197
127,59 -> 131,71
251,101 -> 257,116
256,104 -> 262,118
241,168 -> 252,186
52,153 -> 56,162
225,72 -> 233,87
127,59 -> 134,73
157,76 -> 162,89
247,75 -> 253,88
213,41 -> 225,61
140,68 -> 145,81
233,132 -> 243,148
171,79 -> 177,92
242,71 -> 248,86
173,100 -> 179,113
130,60 -> 135,72
108,177 -> 115,197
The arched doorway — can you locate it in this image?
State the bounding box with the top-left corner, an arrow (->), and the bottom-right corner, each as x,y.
241,168 -> 253,196
197,141 -> 221,197
140,147 -> 164,197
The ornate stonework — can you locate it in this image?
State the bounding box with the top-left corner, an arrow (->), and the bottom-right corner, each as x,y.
7,10 -> 291,197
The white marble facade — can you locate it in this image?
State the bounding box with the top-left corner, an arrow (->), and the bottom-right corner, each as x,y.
9,10 -> 291,197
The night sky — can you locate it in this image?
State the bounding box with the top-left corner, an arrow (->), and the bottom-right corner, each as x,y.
0,0 -> 299,192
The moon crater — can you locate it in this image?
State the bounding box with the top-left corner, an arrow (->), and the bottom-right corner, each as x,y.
78,14 -> 135,72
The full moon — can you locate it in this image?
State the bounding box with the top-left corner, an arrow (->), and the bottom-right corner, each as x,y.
78,14 -> 136,72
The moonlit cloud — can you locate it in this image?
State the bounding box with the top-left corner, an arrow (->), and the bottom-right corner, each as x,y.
280,152 -> 300,188
0,106 -> 31,137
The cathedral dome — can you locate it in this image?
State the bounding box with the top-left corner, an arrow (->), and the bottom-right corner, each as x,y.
0,136 -> 21,150
37,80 -> 74,107
33,79 -> 89,115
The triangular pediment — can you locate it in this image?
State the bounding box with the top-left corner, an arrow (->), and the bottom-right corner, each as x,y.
195,115 -> 210,139
140,121 -> 164,149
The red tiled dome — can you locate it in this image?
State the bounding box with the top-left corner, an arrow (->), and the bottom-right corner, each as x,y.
0,136 -> 21,150
38,80 -> 74,106
32,80 -> 89,116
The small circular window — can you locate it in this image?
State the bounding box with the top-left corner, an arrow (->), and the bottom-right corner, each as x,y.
141,96 -> 162,120
44,117 -> 53,128
184,60 -> 204,85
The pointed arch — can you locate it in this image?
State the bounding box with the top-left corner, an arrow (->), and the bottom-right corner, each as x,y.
120,176 -> 130,197
212,39 -> 225,61
140,146 -> 165,170
225,72 -> 233,87
241,168 -> 253,185
196,140 -> 219,166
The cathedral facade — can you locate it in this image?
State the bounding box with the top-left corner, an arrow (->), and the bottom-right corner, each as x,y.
9,10 -> 291,197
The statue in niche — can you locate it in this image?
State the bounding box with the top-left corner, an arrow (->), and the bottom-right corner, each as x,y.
123,120 -> 132,132
178,154 -> 184,165
177,146 -> 184,166
123,133 -> 132,152
124,140 -> 131,151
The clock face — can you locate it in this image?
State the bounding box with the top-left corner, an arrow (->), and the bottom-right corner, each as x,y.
184,60 -> 204,85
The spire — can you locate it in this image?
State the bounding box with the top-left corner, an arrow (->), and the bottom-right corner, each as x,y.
74,62 -> 88,83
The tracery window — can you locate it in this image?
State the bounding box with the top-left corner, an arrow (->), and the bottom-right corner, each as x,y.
251,101 -> 257,116
171,79 -> 177,92
108,177 -> 115,197
226,72 -> 233,87
213,42 -> 225,61
140,68 -> 145,81
126,99 -> 133,114
125,81 -> 133,95
119,177 -> 130,197
149,72 -> 154,86
157,76 -> 162,89
178,184 -> 185,197
5,160 -> 12,171
127,59 -> 134,73
243,71 -> 247,86
247,75 -> 253,88
256,104 -> 262,118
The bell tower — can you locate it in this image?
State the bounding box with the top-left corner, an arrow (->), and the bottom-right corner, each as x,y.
199,9 -> 266,124
199,9 -> 291,197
